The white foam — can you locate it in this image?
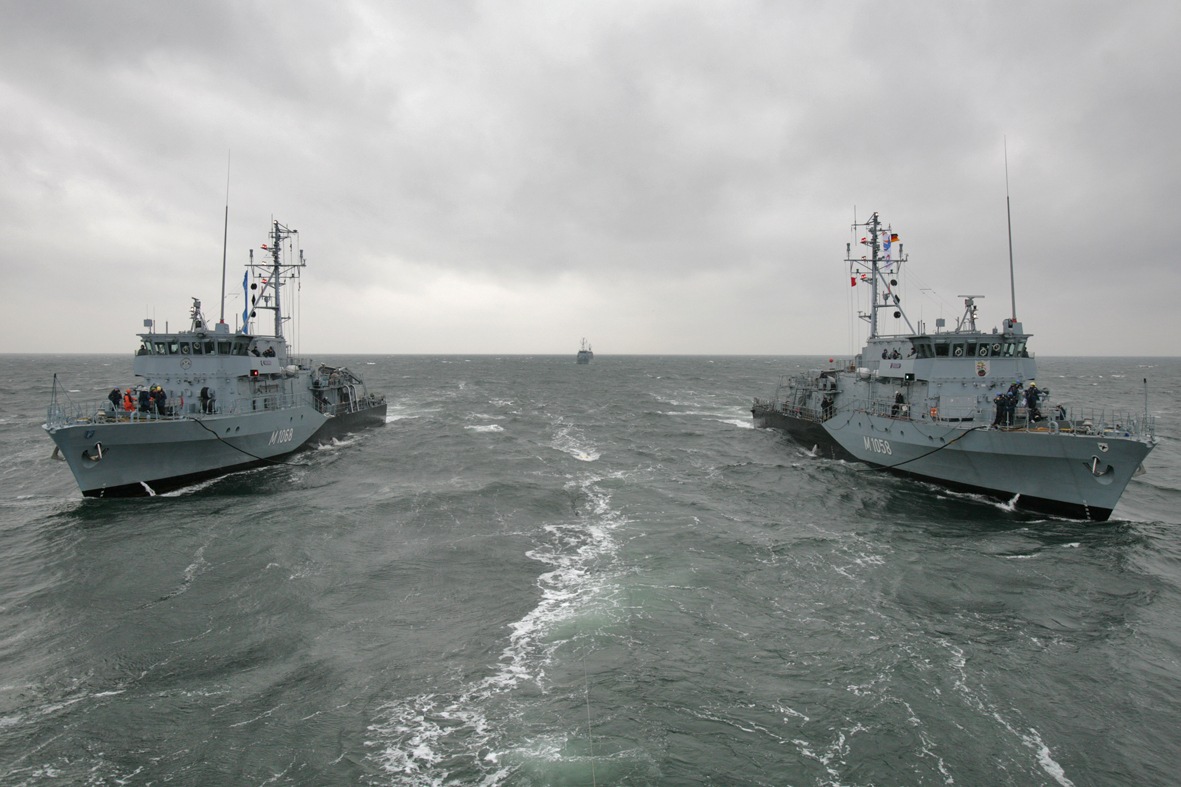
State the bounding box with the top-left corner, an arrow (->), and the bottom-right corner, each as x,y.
1022,728 -> 1076,787
716,418 -> 754,429
367,474 -> 627,781
155,546 -> 209,602
465,424 -> 504,433
551,421 -> 600,462
316,435 -> 360,450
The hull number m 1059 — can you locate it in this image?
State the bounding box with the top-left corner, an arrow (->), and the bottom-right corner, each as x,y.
864,436 -> 892,455
269,428 -> 295,446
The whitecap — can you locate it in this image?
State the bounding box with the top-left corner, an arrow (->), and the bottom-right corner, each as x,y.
551,421 -> 600,462
1022,727 -> 1076,787
716,418 -> 754,429
315,436 -> 359,450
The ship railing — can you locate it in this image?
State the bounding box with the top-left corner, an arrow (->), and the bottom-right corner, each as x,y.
786,404 -> 829,424
315,383 -> 361,416
128,393 -> 312,417
46,399 -> 193,426
44,377 -> 189,427
841,396 -> 1156,441
1026,405 -> 1156,440
317,390 -> 386,417
43,384 -> 321,426
846,398 -> 921,422
216,391 -> 314,415
309,370 -> 385,415
755,371 -> 843,422
752,397 -> 832,424
845,392 -> 1157,441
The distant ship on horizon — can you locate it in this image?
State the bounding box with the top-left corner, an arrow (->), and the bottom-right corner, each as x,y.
576,338 -> 594,364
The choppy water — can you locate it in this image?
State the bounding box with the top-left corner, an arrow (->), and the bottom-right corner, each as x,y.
1,354 -> 1179,785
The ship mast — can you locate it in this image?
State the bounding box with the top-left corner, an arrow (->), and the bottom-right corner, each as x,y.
1004,138 -> 1018,322
245,220 -> 304,339
218,152 -> 230,326
847,212 -> 913,339
270,221 -> 284,338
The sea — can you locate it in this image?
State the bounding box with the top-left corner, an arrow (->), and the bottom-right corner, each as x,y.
1,353 -> 1179,786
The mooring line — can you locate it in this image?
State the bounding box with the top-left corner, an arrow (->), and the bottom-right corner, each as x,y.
882,424 -> 990,471
190,416 -> 305,466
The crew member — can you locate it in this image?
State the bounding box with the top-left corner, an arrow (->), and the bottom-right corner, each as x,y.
1025,383 -> 1042,421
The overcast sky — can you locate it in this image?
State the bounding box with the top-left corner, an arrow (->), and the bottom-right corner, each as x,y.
2,1 -> 1177,356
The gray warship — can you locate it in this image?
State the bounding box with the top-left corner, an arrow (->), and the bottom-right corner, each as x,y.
576,338 -> 594,364
45,219 -> 387,497
752,211 -> 1156,521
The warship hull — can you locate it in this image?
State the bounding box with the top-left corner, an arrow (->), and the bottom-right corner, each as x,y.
49,398 -> 388,497
47,406 -> 330,497
44,219 -> 389,498
753,211 -> 1156,521
827,411 -> 1151,521
312,401 -> 389,443
756,406 -> 1150,520
751,402 -> 851,460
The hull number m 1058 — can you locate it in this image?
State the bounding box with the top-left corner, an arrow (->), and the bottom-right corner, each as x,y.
269,428 -> 295,446
864,436 -> 892,455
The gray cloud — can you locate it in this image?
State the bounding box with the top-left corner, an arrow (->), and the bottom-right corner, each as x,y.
1,0 -> 1177,356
